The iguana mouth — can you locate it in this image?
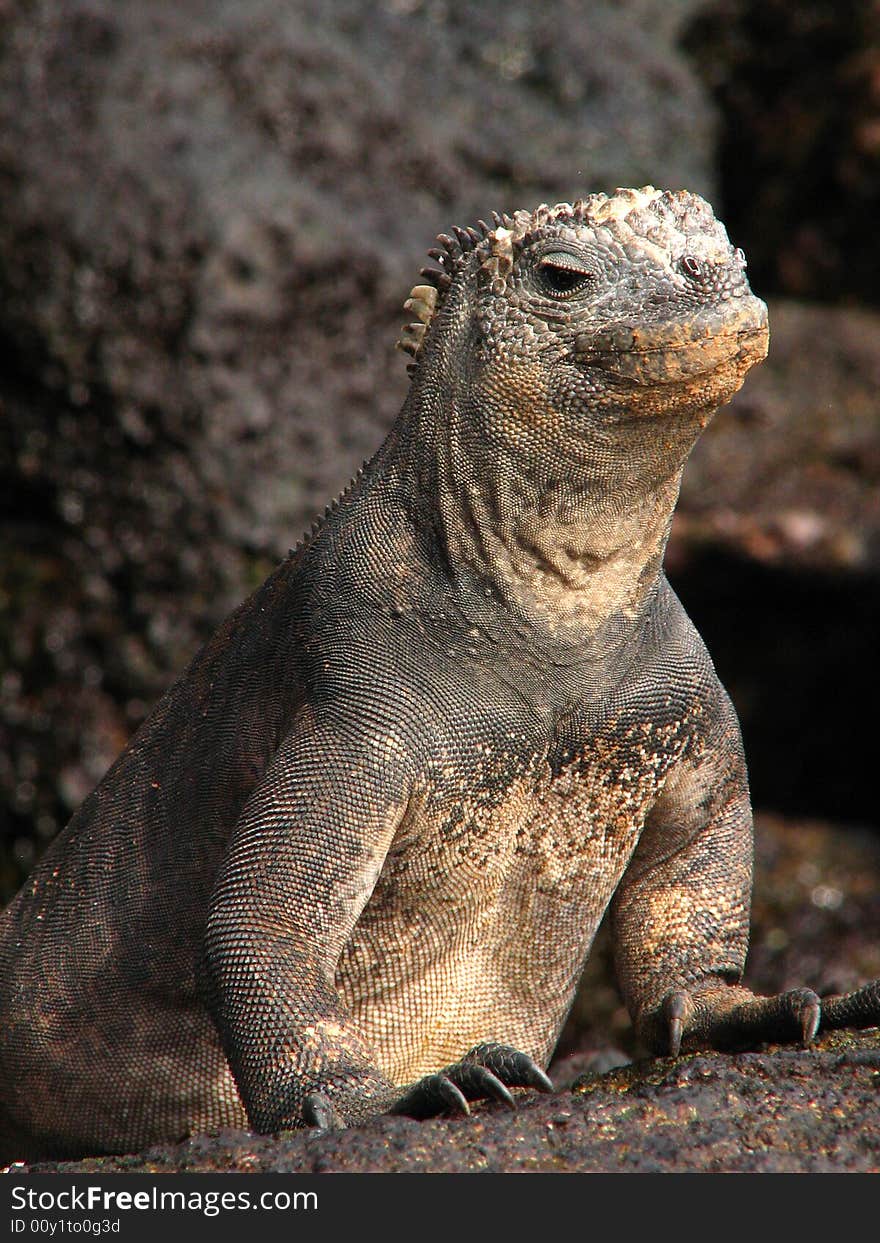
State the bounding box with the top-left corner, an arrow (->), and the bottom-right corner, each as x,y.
574,295 -> 769,386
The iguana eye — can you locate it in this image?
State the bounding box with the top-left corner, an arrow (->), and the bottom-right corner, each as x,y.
537,255 -> 595,298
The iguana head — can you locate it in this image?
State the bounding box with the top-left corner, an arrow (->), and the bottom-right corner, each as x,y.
393,189 -> 768,630
399,188 -> 767,465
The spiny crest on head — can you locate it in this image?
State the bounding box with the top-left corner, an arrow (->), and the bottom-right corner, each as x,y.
506,187 -> 664,245
395,200 -> 582,373
396,215 -> 500,372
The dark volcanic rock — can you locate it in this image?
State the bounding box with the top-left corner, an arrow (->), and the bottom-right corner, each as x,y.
672,300 -> 880,578
15,1031 -> 880,1174
685,0 -> 880,307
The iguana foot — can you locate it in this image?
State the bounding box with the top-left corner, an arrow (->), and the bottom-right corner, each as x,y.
300,1043 -> 553,1131
638,983 -> 821,1056
389,1042 -> 554,1121
819,979 -> 880,1032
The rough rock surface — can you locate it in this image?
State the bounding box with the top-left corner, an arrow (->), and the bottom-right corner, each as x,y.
8,815 -> 880,1174
685,0 -> 880,307
15,1031 -> 880,1174
672,301 -> 880,577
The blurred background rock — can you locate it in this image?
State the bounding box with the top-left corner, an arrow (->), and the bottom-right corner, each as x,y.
1,1 -> 878,1037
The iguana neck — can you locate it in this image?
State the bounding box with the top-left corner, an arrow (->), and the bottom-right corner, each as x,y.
387,379 -> 689,643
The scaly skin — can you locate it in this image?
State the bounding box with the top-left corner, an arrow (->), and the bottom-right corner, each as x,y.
0,188 -> 875,1162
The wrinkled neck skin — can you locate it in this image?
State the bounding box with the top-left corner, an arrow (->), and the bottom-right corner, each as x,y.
426,405 -> 684,636
387,308 -> 710,655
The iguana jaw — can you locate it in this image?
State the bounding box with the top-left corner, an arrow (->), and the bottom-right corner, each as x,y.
573,294 -> 769,389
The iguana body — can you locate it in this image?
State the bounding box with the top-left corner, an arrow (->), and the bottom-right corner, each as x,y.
1,188 -> 877,1161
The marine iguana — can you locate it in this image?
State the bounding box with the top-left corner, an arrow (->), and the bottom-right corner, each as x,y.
1,187 -> 877,1161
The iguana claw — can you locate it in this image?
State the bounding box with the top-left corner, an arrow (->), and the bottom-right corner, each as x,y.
390,1041 -> 553,1120
464,1042 -> 554,1094
463,1064 -> 516,1109
665,991 -> 688,1057
800,995 -> 821,1043
302,1092 -> 345,1131
391,1072 -> 470,1119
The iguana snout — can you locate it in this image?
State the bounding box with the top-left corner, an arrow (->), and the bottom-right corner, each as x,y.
574,293 -> 769,387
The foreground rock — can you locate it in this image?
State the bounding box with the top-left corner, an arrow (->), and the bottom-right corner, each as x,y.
17,1030 -> 879,1174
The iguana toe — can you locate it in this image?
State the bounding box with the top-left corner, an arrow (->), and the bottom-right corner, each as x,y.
462,1042 -> 554,1094
820,979 -> 880,1032
390,1042 -> 552,1120
302,1091 -> 345,1131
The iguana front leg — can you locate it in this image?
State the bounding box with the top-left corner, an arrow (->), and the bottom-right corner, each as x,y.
612,687 -> 827,1056
203,707 -> 549,1131
202,708 -> 407,1130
